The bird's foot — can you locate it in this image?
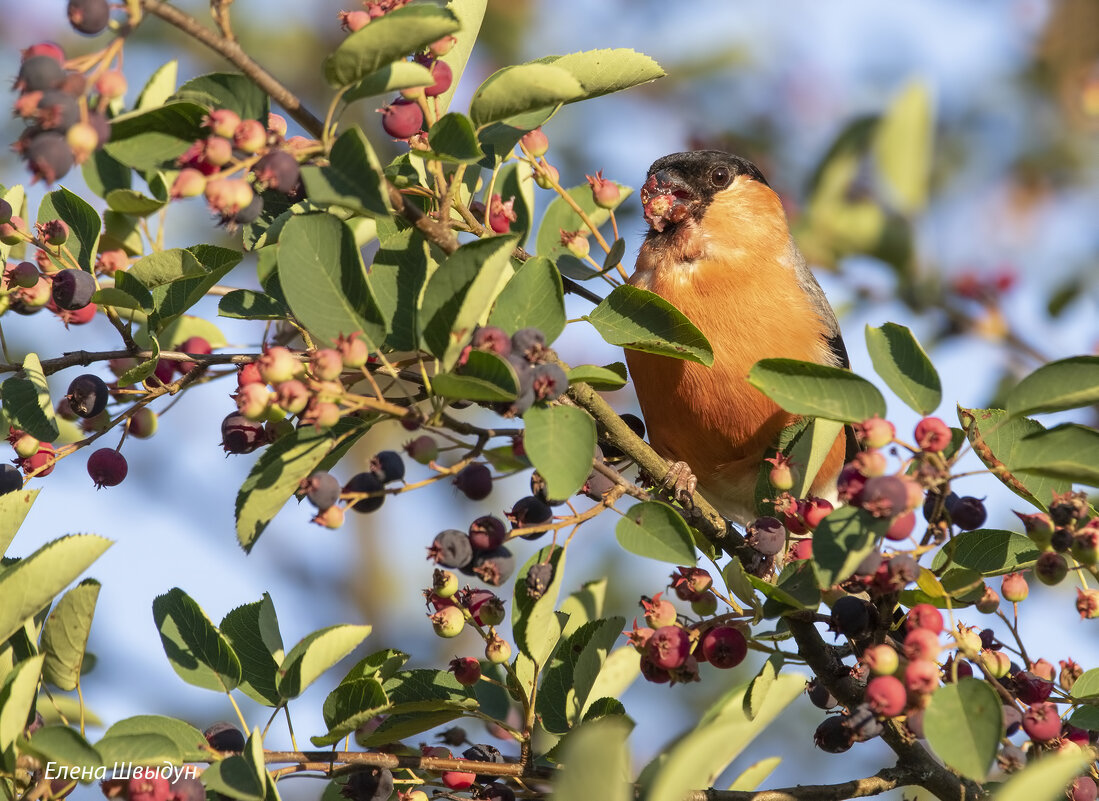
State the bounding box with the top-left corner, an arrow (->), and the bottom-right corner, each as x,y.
660,460 -> 698,508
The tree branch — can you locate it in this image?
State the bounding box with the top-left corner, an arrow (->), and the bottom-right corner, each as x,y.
260,750 -> 554,780
785,617 -> 982,801
139,0 -> 324,136
686,766 -> 908,801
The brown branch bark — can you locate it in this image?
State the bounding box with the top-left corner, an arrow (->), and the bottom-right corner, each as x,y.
685,766 -> 907,801
261,750 -> 553,780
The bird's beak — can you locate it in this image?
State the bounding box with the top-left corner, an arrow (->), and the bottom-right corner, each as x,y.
640,170 -> 696,232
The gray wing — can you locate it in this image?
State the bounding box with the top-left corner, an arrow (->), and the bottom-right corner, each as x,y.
792,250 -> 849,369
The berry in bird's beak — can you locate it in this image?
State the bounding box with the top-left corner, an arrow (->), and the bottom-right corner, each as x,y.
640,171 -> 695,232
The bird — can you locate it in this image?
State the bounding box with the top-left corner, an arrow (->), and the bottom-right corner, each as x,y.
625,150 -> 849,525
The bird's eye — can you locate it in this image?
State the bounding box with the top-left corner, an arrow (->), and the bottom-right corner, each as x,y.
710,166 -> 731,188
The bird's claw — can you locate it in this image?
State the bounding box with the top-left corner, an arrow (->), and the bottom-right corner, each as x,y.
661,460 -> 698,507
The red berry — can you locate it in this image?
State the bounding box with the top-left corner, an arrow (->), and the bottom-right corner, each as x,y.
903,628 -> 941,661
855,416 -> 895,449
1021,701 -> 1062,743
646,625 -> 690,670
914,417 -> 952,452
95,69 -> 127,99
700,626 -> 747,669
904,659 -> 940,695
423,59 -> 453,97
907,604 -> 944,635
176,336 -> 211,375
339,10 -> 371,31
379,99 -> 423,139
448,657 -> 481,686
865,675 -> 906,717
87,448 -> 127,488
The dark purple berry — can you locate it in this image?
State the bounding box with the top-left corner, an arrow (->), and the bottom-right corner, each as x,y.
34,90 -> 81,130
462,744 -> 503,783
1003,704 -> 1022,736
1049,490 -> 1089,527
231,194 -> 263,224
340,766 -> 393,801
830,596 -> 874,638
24,131 -> 74,183
430,529 -> 474,569
252,150 -> 300,194
221,413 -> 267,454
480,783 -> 516,801
1051,527 -> 1074,553
854,549 -> 883,577
885,553 -> 919,585
814,715 -> 854,753
204,721 -> 245,752
87,448 -> 126,488
0,464 -> 23,495
511,327 -> 546,363
68,0 -> 111,34
530,471 -> 566,506
700,626 -> 747,668
950,496 -> 986,530
531,363 -> 567,401
1035,550 -> 1069,585
807,678 -> 838,709
51,269 -> 96,311
302,471 -> 340,510
507,495 -> 553,539
469,515 -> 507,551
14,56 -> 65,92
857,475 -> 908,518
746,516 -> 786,556
344,472 -> 385,513
600,412 -> 645,460
370,450 -> 405,483
1013,671 -> 1053,705
66,373 -> 109,418
379,99 -> 423,139
455,463 -> 492,500
471,546 -> 515,586
525,562 -> 554,598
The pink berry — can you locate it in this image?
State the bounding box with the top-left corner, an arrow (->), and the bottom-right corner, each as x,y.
865,675 -> 906,717
904,659 -> 940,695
646,625 -> 690,670
586,169 -> 620,208
700,626 -> 747,669
641,593 -> 677,628
520,128 -> 549,157
448,657 -> 481,686
1021,701 -> 1062,743
1001,572 -> 1029,603
914,417 -> 952,452
907,603 -> 944,635
855,416 -> 895,449
380,99 -> 423,139
203,108 -> 241,139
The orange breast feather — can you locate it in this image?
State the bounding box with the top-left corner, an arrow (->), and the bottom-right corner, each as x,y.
626,177 -> 845,522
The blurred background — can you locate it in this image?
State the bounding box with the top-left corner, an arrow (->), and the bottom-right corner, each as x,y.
3,0 -> 1099,798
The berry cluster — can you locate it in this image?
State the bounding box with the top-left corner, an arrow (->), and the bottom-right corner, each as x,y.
459,325 -> 566,417
627,568 -> 748,686
171,108 -> 303,227
299,448 -> 405,530
426,578 -> 512,664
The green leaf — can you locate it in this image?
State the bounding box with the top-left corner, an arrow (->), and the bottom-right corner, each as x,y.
432,350 -> 518,402
220,594 -> 284,707
961,407 -> 1070,510
487,256 -> 565,342
158,314 -> 228,349
567,363 -> 626,391
420,235 -> 518,369
535,48 -> 664,102
105,189 -> 166,217
864,322 -> 940,414
173,73 -> 269,121
523,405 -> 596,499
1067,705 -> 1099,730
535,183 -> 631,262
202,755 -> 265,801
369,224 -> 432,351
931,530 -> 1040,576
433,0 -> 486,113
128,246 -> 242,332
117,334 -> 159,388
100,209 -> 142,254
313,677 -> 388,746
477,107 -> 558,162
299,127 -> 389,218
37,188 -> 100,272
235,424 -> 339,553
82,150 -> 132,200
586,285 -> 713,366
728,757 -> 781,791
343,61 -> 434,103
872,80 -> 934,215
104,102 -> 207,171
41,579 -> 100,691
923,678 -> 1001,782
512,546 -> 567,667
19,725 -> 101,769
811,506 -> 888,588
615,502 -> 696,565
470,63 -> 583,126
748,359 -> 886,422
135,60 -> 178,111
585,646 -> 640,712
323,5 -> 460,86
1,354 -> 58,445
278,213 -> 386,349
95,733 -> 181,766
550,717 -> 631,801
356,709 -> 469,747
539,616 -> 625,733
990,750 -> 1094,801
218,289 -> 288,321
1004,356 -> 1099,418
744,656 -> 781,720
1013,424 -> 1099,487
495,160 -> 536,247
0,534 -> 111,646
784,416 -> 845,499
417,112 -> 484,163
152,587 -> 242,692
0,655 -> 44,751
103,715 -> 208,762
642,674 -> 805,801
277,624 -> 372,700
753,560 -> 820,613
1068,668 -> 1099,700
